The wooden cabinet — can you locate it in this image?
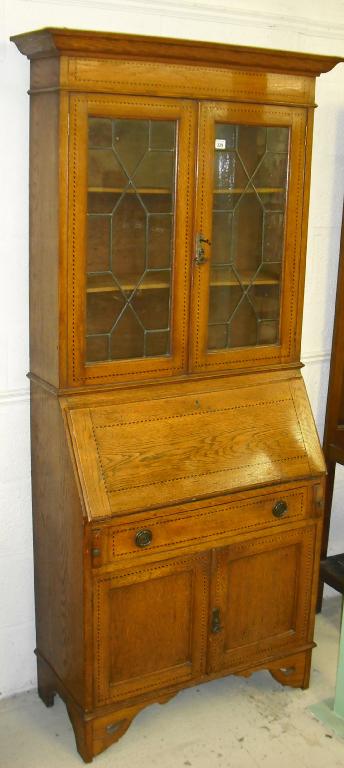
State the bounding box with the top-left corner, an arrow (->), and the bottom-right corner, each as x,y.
11,27 -> 342,762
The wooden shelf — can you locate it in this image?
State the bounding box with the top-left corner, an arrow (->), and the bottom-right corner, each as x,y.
214,187 -> 284,195
88,187 -> 172,195
210,270 -> 279,286
88,187 -> 283,196
87,274 -> 170,293
87,269 -> 279,294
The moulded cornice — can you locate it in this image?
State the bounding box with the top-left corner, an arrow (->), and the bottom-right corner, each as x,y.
11,25 -> 344,77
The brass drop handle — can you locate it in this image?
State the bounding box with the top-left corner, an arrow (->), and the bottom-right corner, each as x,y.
135,529 -> 153,548
195,232 -> 211,266
272,500 -> 288,518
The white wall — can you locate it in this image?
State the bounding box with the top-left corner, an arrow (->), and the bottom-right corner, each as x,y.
1,0 -> 344,698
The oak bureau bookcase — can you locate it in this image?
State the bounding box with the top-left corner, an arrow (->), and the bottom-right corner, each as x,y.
11,28 -> 343,762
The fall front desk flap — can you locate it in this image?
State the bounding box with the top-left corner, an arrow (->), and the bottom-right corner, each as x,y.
66,378 -> 325,520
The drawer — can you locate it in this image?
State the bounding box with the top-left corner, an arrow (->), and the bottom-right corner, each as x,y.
91,484 -> 313,567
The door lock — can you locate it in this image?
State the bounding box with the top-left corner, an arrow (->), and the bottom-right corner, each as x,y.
211,607 -> 223,633
195,232 -> 211,266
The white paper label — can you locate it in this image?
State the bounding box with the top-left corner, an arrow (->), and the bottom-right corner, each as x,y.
215,139 -> 226,149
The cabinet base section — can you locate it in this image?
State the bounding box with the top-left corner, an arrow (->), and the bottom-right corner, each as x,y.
36,653 -> 177,763
235,648 -> 313,689
36,647 -> 314,762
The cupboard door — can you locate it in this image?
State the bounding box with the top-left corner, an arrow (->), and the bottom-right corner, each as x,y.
207,525 -> 317,674
68,94 -> 197,387
94,552 -> 209,705
190,102 -> 307,373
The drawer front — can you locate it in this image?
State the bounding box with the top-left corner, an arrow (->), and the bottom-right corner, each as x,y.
92,485 -> 312,567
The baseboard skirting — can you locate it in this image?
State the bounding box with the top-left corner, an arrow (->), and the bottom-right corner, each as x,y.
0,388 -> 30,406
302,351 -> 331,365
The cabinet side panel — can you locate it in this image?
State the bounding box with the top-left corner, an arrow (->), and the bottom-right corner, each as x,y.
30,382 -> 86,705
30,57 -> 60,90
29,92 -> 60,385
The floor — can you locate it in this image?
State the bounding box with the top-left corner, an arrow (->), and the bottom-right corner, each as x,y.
1,595 -> 344,768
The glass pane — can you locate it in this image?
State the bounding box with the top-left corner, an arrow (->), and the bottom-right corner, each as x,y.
88,149 -> 127,189
86,334 -> 109,362
86,117 -> 176,363
208,123 -> 289,351
112,191 -> 146,289
113,119 -> 149,175
88,118 -> 112,147
147,214 -> 172,268
87,217 -> 111,272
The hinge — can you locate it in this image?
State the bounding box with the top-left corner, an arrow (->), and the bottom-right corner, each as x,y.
313,482 -> 324,516
91,529 -> 102,564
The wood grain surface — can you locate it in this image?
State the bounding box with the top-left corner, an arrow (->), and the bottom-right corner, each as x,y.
67,377 -> 324,518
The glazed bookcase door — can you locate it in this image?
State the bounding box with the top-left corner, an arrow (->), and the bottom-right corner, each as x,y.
68,94 -> 196,387
190,103 -> 307,374
207,525 -> 317,674
93,552 -> 209,705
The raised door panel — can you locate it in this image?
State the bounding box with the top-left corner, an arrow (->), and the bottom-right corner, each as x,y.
94,552 -> 209,705
190,102 -> 308,374
68,93 -> 197,387
207,525 -> 317,674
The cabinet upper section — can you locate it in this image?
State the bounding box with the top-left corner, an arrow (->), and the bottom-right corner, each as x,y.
11,29 -> 343,391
